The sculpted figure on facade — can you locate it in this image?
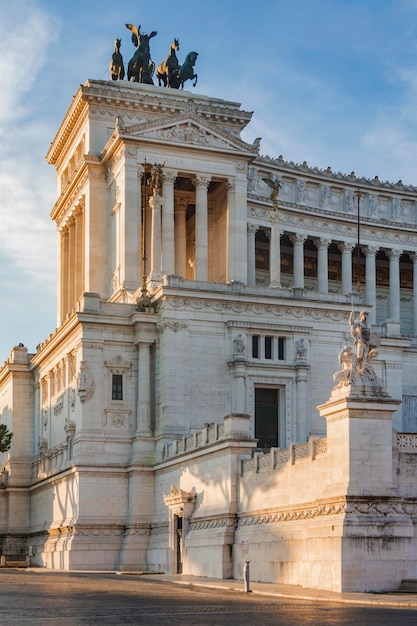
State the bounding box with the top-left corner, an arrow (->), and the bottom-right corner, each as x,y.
295,338 -> 307,362
345,189 -> 355,213
77,361 -> 96,403
150,163 -> 163,193
109,38 -> 125,80
368,194 -> 378,216
296,180 -> 307,204
247,166 -> 257,192
125,23 -> 157,83
262,176 -> 281,207
348,310 -> 379,382
333,345 -> 354,387
233,334 -> 246,358
156,38 -> 180,87
333,311 -> 380,388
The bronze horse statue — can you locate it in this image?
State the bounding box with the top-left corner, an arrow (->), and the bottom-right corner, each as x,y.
109,38 -> 124,80
125,23 -> 157,83
169,51 -> 198,89
157,38 -> 180,87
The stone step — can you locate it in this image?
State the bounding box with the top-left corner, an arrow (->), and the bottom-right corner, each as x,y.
399,579 -> 417,592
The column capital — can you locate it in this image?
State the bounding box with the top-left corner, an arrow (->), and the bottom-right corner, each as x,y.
362,244 -> 379,257
227,178 -> 236,192
162,169 -> 178,184
289,232 -> 307,246
408,251 -> 417,263
247,223 -> 259,236
337,241 -> 355,254
194,174 -> 211,189
175,197 -> 188,213
313,237 -> 331,250
386,248 -> 403,261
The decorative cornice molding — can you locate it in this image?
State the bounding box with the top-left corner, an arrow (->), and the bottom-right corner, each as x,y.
248,207 -> 417,249
237,496 -> 417,526
238,500 -> 347,526
165,296 -> 346,322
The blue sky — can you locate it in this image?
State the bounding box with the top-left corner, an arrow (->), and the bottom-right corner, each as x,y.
2,0 -> 417,362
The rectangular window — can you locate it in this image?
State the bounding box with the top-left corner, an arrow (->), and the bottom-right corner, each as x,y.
252,335 -> 260,359
278,337 -> 285,361
264,336 -> 273,360
112,374 -> 123,400
255,387 -> 279,449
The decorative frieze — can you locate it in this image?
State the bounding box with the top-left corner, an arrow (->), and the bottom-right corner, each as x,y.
238,500 -> 347,526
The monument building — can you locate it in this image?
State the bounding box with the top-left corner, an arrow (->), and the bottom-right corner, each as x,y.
1,35 -> 417,591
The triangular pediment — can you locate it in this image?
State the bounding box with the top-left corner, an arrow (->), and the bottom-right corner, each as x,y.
120,113 -> 258,156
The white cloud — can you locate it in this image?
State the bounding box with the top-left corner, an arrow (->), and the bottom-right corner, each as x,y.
0,1 -> 60,359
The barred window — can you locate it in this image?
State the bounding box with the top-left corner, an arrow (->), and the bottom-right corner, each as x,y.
250,335 -> 286,361
112,374 -> 123,401
255,387 -> 279,449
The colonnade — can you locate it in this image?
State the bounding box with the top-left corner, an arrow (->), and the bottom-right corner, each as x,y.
58,205 -> 84,322
147,170 -> 212,284
146,169 -> 247,286
247,222 -> 417,334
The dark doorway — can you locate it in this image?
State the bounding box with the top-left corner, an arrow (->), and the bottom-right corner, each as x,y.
175,515 -> 183,574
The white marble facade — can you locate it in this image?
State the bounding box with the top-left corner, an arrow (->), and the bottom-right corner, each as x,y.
1,79 -> 417,590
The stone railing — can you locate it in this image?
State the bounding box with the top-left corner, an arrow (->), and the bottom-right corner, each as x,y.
241,437 -> 327,476
32,441 -> 72,480
163,423 -> 225,460
397,433 -> 417,452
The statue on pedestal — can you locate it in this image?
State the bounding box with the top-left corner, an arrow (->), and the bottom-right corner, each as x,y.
333,310 -> 380,388
109,38 -> 125,80
125,23 -> 157,83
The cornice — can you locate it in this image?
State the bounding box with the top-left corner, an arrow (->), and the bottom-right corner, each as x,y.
249,206 -> 417,248
46,86 -> 87,166
157,290 -> 348,323
255,154 -> 417,194
80,79 -> 253,126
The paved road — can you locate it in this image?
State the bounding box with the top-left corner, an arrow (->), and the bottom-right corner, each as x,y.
0,570 -> 417,625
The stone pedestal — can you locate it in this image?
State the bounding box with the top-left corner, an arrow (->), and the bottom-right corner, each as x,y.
318,383 -> 406,591
318,384 -> 400,496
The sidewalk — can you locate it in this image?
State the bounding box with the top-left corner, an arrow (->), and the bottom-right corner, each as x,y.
138,573 -> 417,608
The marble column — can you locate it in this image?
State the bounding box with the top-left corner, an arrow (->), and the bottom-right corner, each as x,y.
60,227 -> 69,323
68,216 -> 76,311
296,366 -> 309,442
338,242 -> 354,296
174,198 -> 187,278
364,245 -> 378,325
227,175 -> 248,283
388,248 -> 402,322
149,192 -> 163,284
411,253 -> 417,336
290,233 -> 307,291
269,211 -> 282,288
74,205 -> 84,303
161,169 -> 177,276
247,223 -> 258,287
316,238 -> 330,294
136,340 -> 153,436
194,175 -> 211,281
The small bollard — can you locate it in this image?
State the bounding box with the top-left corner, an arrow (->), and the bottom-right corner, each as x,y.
243,559 -> 251,593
